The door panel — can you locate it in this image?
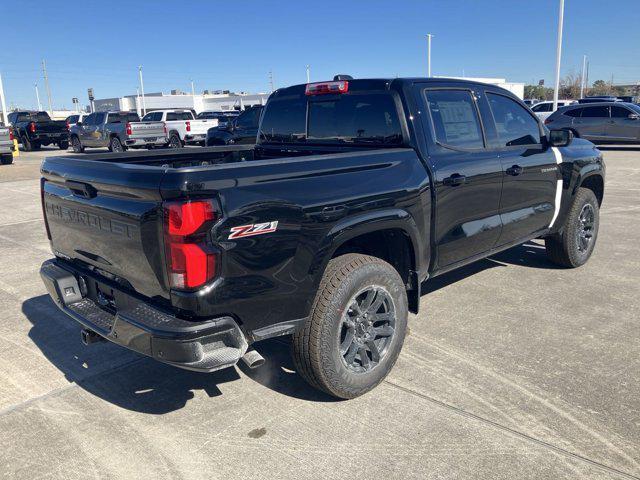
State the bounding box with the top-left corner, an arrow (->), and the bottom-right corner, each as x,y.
574,105 -> 609,141
417,86 -> 503,268
483,91 -> 559,244
608,106 -> 640,141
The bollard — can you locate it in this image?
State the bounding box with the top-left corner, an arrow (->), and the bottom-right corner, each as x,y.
12,138 -> 19,157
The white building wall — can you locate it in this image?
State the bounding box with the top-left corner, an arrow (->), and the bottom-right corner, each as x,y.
434,76 -> 525,99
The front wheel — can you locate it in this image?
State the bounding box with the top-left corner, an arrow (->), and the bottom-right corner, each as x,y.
71,136 -> 84,153
22,136 -> 33,151
59,140 -> 69,150
292,254 -> 408,399
546,187 -> 600,267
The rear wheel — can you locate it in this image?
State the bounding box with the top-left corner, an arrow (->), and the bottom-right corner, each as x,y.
21,136 -> 33,151
292,254 -> 408,399
546,187 -> 599,267
109,137 -> 125,153
0,154 -> 13,165
71,136 -> 84,153
58,140 -> 69,150
169,134 -> 182,149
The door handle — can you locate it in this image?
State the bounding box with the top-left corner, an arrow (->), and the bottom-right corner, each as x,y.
506,165 -> 523,176
442,173 -> 466,186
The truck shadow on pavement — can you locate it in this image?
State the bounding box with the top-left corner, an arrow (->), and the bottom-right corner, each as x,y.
21,242 -> 555,414
21,295 -> 335,415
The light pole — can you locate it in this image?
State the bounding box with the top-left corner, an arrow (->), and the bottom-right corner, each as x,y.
0,74 -> 8,127
138,66 -> 146,116
306,65 -> 310,83
35,83 -> 42,111
190,79 -> 196,110
426,34 -> 434,77
580,54 -> 587,99
552,0 -> 564,111
42,59 -> 53,115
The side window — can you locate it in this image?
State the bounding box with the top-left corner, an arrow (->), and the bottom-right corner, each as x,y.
532,103 -> 552,112
178,112 -> 193,120
94,113 -> 106,125
564,108 -> 582,117
424,89 -> 484,149
236,110 -> 254,128
611,106 -> 631,118
487,93 -> 541,147
166,112 -> 178,121
83,113 -> 96,126
127,113 -> 140,122
107,113 -> 122,124
582,106 -> 609,118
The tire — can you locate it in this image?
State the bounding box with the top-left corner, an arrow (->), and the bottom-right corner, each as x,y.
292,254 -> 408,399
109,137 -> 125,153
58,140 -> 69,150
32,141 -> 41,150
169,134 -> 183,149
22,136 -> 33,152
545,187 -> 599,268
71,136 -> 84,153
0,154 -> 13,165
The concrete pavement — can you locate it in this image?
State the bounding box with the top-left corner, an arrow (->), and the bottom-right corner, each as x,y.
0,145 -> 638,479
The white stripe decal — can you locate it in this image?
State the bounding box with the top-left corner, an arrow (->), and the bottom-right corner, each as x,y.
548,147 -> 563,228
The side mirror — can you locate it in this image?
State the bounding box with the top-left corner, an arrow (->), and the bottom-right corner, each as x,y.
628,113 -> 639,120
548,129 -> 573,147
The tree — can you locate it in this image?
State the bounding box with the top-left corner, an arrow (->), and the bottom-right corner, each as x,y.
590,80 -> 611,96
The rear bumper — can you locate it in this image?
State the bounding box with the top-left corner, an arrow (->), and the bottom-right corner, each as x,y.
30,133 -> 68,143
184,134 -> 206,144
39,259 -> 248,372
0,141 -> 13,154
125,136 -> 168,147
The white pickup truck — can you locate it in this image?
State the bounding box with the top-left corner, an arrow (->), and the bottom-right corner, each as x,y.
0,125 -> 15,165
141,110 -> 218,147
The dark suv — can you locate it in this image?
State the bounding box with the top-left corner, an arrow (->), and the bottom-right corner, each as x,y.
545,102 -> 640,143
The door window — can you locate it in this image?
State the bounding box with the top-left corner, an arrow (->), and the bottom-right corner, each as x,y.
236,108 -> 260,128
487,93 -> 541,147
83,113 -> 97,126
424,89 -> 484,149
611,106 -> 631,118
94,113 -> 106,124
564,108 -> 582,117
532,103 -> 552,112
581,106 -> 609,118
166,112 -> 178,121
107,113 -> 124,124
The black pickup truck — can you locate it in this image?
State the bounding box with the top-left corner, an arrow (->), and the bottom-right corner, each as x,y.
9,111 -> 69,151
39,78 -> 605,399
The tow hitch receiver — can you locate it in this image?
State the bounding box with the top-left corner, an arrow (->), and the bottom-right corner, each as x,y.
81,328 -> 104,346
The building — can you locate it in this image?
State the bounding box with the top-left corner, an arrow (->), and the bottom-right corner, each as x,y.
434,76 -> 525,99
93,90 -> 270,115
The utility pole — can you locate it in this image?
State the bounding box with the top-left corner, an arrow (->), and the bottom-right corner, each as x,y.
138,66 -> 146,116
580,55 -> 587,99
35,83 -> 42,111
306,65 -> 310,83
42,59 -> 53,115
136,87 -> 141,116
190,78 -> 197,111
426,33 -> 434,77
552,0 -> 564,112
0,73 -> 8,127
269,71 -> 274,93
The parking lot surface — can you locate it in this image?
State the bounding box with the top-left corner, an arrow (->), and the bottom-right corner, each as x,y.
0,146 -> 638,479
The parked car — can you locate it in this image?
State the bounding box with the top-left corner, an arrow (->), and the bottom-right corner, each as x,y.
0,125 -> 15,164
8,111 -> 68,151
206,105 -> 263,145
545,102 -> 640,143
39,77 -> 604,399
141,110 -> 218,148
523,99 -> 539,106
578,96 -> 621,104
69,111 -> 167,152
65,113 -> 89,130
196,111 -> 239,128
530,100 -> 577,121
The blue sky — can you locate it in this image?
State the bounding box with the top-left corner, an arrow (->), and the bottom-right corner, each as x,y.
2,0 -> 639,110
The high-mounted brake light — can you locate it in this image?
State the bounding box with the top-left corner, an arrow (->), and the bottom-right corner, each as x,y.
164,200 -> 218,290
305,81 -> 349,96
126,122 -> 132,135
185,121 -> 191,132
29,122 -> 36,133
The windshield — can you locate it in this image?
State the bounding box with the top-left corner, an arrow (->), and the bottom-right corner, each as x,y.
259,92 -> 404,146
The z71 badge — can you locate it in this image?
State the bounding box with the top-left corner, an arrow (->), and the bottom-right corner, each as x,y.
228,221 -> 278,240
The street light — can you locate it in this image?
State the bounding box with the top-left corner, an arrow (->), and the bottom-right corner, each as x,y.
552,0 -> 564,111
426,34 -> 434,77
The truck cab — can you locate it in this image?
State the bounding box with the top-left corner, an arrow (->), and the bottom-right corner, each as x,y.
141,109 -> 218,147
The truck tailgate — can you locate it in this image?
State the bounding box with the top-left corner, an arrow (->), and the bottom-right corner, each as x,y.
0,127 -> 11,150
41,157 -> 169,300
129,121 -> 166,140
36,120 -> 67,134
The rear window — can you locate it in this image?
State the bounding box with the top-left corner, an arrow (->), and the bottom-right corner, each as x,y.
564,108 -> 582,117
259,92 -> 403,146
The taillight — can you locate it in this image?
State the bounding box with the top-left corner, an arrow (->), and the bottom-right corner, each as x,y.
185,121 -> 191,132
29,122 -> 36,133
164,200 -> 218,290
163,123 -> 167,135
305,81 -> 349,95
66,120 -> 70,131
544,118 -> 552,125
126,122 -> 132,135
9,128 -> 13,141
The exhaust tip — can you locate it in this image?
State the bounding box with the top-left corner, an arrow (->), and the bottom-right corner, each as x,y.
241,348 -> 265,369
